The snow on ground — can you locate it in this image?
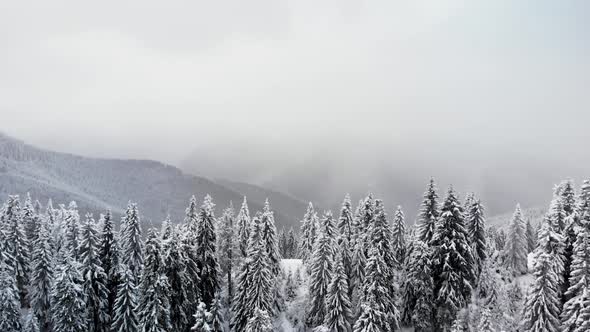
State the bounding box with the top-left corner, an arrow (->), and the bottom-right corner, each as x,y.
281,258 -> 304,275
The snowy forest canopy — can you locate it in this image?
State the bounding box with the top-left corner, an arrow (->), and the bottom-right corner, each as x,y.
0,178 -> 589,332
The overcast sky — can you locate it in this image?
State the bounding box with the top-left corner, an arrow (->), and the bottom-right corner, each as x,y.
1,0 -> 589,170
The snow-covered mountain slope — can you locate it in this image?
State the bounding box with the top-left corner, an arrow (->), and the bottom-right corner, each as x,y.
0,133 -> 300,229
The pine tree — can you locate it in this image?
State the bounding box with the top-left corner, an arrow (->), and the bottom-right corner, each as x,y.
64,201 -> 81,260
30,214 -> 53,330
299,202 -> 319,264
196,195 -> 221,307
521,252 -> 561,332
306,222 -> 334,327
557,180 -> 577,217
163,227 -> 192,331
98,210 -> 120,328
352,299 -> 389,332
185,195 -> 200,236
192,301 -> 212,332
0,234 -> 21,332
431,187 -> 475,329
526,218 -> 538,253
236,196 -> 251,259
121,203 -> 143,277
287,228 -> 297,259
23,193 -> 38,257
231,216 -> 274,332
350,234 -> 366,311
324,251 -> 353,332
209,293 -> 224,332
1,195 -> 30,306
260,199 -> 282,275
23,311 -> 40,332
338,194 -> 354,244
504,204 -> 528,275
536,219 -> 566,285
111,265 -> 139,332
285,272 -> 297,301
391,205 -> 406,266
218,204 -> 236,307
138,231 -> 172,332
416,178 -> 440,244
570,288 -> 590,332
561,229 -> 590,332
245,309 -> 273,332
466,197 -> 486,276
477,308 -> 496,332
79,214 -> 109,332
400,240 -> 434,330
51,254 -> 87,332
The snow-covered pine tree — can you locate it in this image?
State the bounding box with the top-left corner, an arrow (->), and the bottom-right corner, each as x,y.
466,196 -> 486,277
185,195 -> 200,236
549,194 -> 568,234
536,218 -> 566,285
79,214 -> 109,332
324,251 -> 353,332
209,293 -> 224,332
196,195 -> 221,308
138,230 -> 172,332
306,214 -> 335,328
218,204 -> 236,307
504,204 -> 528,275
391,205 -> 406,267
352,297 -> 389,332
416,178 -> 440,244
51,253 -> 87,332
338,194 -> 354,244
98,210 -> 120,327
163,228 -> 192,332
245,309 -> 273,332
526,218 -> 538,253
350,233 -> 366,312
23,311 -> 40,332
236,196 -> 251,259
431,187 -> 475,329
400,240 -> 434,330
22,193 -> 38,257
521,252 -> 561,332
285,271 -> 297,302
1,195 -> 30,307
64,201 -> 81,260
231,215 -> 274,332
557,180 -> 577,217
121,203 -> 143,277
561,228 -> 590,332
160,215 -> 173,240
111,265 -> 139,332
30,213 -> 53,330
299,202 -> 319,264
191,301 -> 212,332
287,228 -> 297,258
0,232 -> 21,332
260,199 -> 282,275
477,308 -> 496,332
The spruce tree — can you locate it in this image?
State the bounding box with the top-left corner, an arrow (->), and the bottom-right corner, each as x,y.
570,288 -> 590,332
23,311 -> 40,332
64,201 -> 81,260
121,203 -> 143,277
218,204 -> 236,306
245,309 -> 273,332
391,205 -> 406,266
299,202 -> 319,264
196,195 -> 220,307
337,194 -> 354,244
504,204 -> 528,275
191,301 -> 212,332
51,254 -> 87,332
557,180 -> 577,217
236,196 -> 251,259
0,236 -> 21,332
285,272 -> 297,302
400,240 -> 434,330
23,193 -> 38,257
431,187 -> 475,329
324,251 -> 353,332
79,214 -> 109,332
561,229 -> 590,332
260,199 -> 282,275
287,228 -> 297,259
521,252 -> 561,332
98,210 -> 120,327
138,231 -> 172,332
2,195 -> 30,306
111,265 -> 139,332
526,218 -> 538,253
163,229 -> 191,332
352,298 -> 389,332
477,308 -> 496,332
306,222 -> 334,327
466,196 -> 486,276
30,214 -> 53,330
209,293 -> 224,332
416,178 -> 440,244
